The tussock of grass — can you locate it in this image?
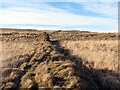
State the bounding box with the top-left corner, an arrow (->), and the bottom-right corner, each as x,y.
3,82 -> 16,88
20,72 -> 36,88
1,30 -> 119,89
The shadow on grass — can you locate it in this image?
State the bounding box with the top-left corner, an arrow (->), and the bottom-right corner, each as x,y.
51,40 -> 120,90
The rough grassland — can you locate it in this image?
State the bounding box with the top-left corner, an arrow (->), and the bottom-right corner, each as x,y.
61,40 -> 118,72
0,28 -> 120,89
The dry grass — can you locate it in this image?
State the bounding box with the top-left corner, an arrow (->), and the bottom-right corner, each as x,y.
61,40 -> 118,72
2,42 -> 36,60
1,28 -> 120,89
60,40 -> 120,89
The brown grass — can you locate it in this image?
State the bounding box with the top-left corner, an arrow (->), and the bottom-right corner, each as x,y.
1,28 -> 120,89
61,40 -> 118,72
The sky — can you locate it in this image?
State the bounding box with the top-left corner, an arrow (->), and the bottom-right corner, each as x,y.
0,0 -> 119,32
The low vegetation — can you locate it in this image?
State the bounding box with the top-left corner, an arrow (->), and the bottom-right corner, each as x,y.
0,28 -> 120,89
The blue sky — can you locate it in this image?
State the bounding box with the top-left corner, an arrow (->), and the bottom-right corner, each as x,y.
0,0 -> 118,32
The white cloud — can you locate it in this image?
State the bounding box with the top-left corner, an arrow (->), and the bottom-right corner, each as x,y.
0,1 -> 118,32
79,2 -> 118,18
0,7 -> 117,25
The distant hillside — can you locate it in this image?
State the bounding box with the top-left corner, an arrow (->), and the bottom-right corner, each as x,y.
0,28 -> 119,41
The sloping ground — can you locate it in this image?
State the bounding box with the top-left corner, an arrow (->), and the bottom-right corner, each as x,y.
1,29 -> 120,89
1,33 -> 100,89
61,40 -> 118,72
61,40 -> 120,89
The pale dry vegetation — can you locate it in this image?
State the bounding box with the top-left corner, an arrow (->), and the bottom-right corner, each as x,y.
0,28 -> 120,89
61,40 -> 118,72
2,41 -> 37,61
61,40 -> 120,89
